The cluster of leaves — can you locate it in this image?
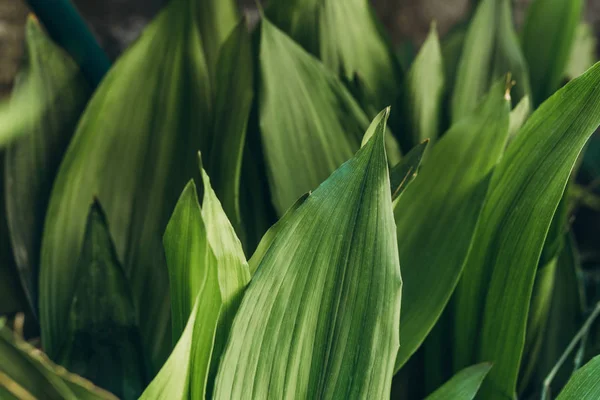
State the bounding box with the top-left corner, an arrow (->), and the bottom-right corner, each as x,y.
1,0 -> 600,399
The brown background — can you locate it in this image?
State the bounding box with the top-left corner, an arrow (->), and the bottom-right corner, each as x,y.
1,0 -> 600,97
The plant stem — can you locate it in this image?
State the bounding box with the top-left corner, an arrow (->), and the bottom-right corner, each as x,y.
26,0 -> 110,87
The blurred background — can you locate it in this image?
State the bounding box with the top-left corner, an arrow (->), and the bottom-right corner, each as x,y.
2,0 -> 600,96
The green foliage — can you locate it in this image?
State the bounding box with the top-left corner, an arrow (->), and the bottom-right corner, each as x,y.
1,0 -> 600,399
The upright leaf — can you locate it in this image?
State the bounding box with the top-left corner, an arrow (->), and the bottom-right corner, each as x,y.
0,320 -> 117,400
452,0 -> 530,122
397,23 -> 444,151
267,0 -> 401,112
454,61 -> 600,399
40,0 -> 211,373
4,17 -> 90,312
394,82 -> 510,371
57,202 -> 145,400
565,23 -> 597,81
214,111 -> 400,399
389,140 -> 429,203
521,0 -> 583,106
207,21 -> 253,236
258,19 -> 369,215
425,363 -> 492,400
556,356 -> 600,399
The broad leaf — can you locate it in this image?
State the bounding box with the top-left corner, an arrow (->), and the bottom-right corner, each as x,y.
0,320 -> 117,399
267,0 -> 401,112
521,0 -> 583,106
57,202 -> 145,400
556,356 -> 600,399
394,82 -> 510,371
454,61 -> 600,399
207,21 -> 253,237
4,17 -> 90,313
451,0 -> 530,122
40,0 -> 211,373
565,23 -> 597,81
397,23 -> 444,150
425,363 -> 492,400
214,110 -> 401,399
258,18 -> 370,215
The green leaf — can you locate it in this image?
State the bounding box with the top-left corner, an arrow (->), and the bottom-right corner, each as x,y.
206,21 -> 253,238
258,18 -> 371,215
214,110 -> 401,399
508,95 -> 531,139
397,23 -> 444,150
451,0 -> 530,123
40,0 -> 212,373
56,202 -> 146,400
521,0 -> 583,106
266,0 -> 401,112
4,17 -> 91,313
163,157 -> 249,397
425,363 -> 492,400
556,356 -> 600,399
394,82 -> 510,371
389,139 -> 429,203
454,61 -> 600,400
565,23 -> 597,81
0,320 -> 117,400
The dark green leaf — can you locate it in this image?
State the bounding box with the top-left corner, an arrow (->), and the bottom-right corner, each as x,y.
214,110 -> 400,399
394,82 -> 510,371
425,363 -> 492,400
521,0 -> 583,106
454,61 -> 600,400
57,202 -> 145,400
40,0 -> 212,373
266,0 -> 401,112
389,140 -> 429,203
452,0 -> 530,122
4,17 -> 91,313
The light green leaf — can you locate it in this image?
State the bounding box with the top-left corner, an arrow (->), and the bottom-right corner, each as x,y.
521,0 -> 583,106
214,110 -> 400,399
452,0 -> 530,123
40,0 -> 212,373
425,363 -> 492,400
267,0 -> 401,112
0,320 -> 117,400
566,23 -> 597,81
57,202 -> 145,400
397,23 -> 444,150
454,61 -> 600,400
556,356 -> 600,399
390,139 -> 429,203
394,82 -> 510,371
207,21 -> 253,238
508,95 -> 531,139
258,18 -> 370,215
4,17 -> 91,315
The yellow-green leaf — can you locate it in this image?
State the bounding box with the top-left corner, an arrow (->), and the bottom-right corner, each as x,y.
425,363 -> 492,400
556,356 -> 600,400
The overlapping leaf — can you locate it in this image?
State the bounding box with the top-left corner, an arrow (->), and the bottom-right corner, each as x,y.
521,0 -> 583,106
267,0 -> 401,112
162,158 -> 249,397
258,18 -> 370,215
394,82 -> 510,371
40,0 -> 212,373
214,110 -> 401,399
397,24 -> 444,150
57,202 -> 145,400
556,356 -> 600,399
425,363 -> 492,400
451,0 -> 530,122
454,61 -> 600,400
0,320 -> 117,400
3,17 -> 90,312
